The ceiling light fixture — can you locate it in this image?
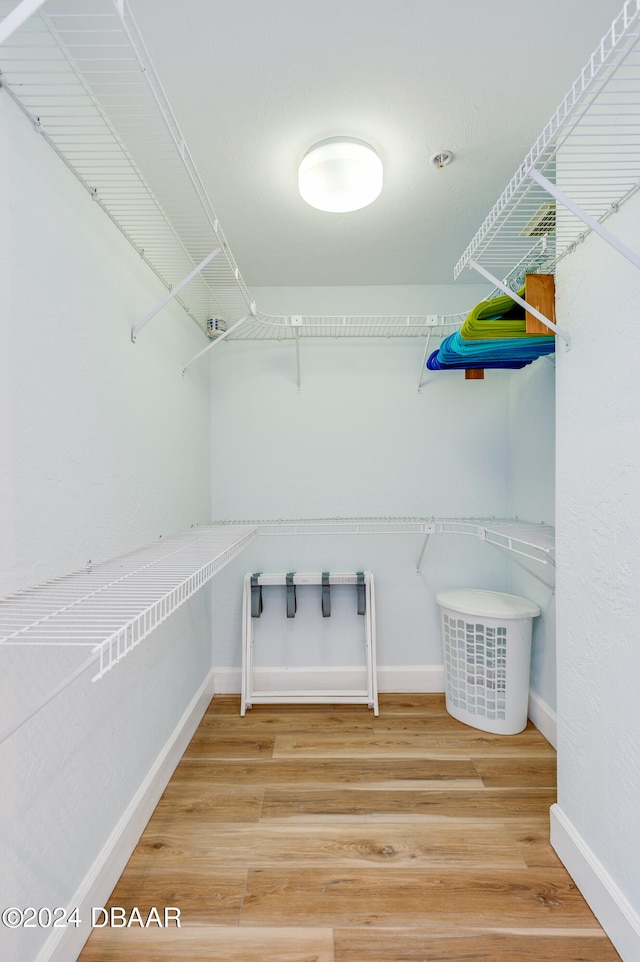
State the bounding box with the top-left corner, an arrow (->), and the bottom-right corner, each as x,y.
298,138 -> 383,213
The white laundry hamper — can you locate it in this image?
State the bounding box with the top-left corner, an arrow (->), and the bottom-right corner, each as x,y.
436,589 -> 540,735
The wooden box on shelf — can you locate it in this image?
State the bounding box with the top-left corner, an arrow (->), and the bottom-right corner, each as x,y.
525,273 -> 556,334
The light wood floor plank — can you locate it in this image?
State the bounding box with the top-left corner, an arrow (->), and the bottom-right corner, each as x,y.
128,819 -> 528,869
104,865 -> 247,925
181,733 -> 275,759
473,755 -> 557,787
260,787 -> 557,819
198,709 -> 376,733
272,730 -> 556,759
334,927 -> 622,961
240,867 -> 602,928
152,785 -> 264,822
506,820 -> 566,868
81,925 -> 335,962
202,706 -> 523,734
166,756 -> 483,788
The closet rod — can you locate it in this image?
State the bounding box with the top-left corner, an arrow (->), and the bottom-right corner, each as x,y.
467,259 -> 571,345
529,167 -> 640,272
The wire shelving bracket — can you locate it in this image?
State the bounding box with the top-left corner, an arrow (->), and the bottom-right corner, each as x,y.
528,167 -> 640,272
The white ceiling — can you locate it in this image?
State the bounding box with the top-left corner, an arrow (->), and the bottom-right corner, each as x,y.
128,0 -> 624,287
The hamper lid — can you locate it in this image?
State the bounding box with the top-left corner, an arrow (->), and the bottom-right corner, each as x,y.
435,588 -> 540,619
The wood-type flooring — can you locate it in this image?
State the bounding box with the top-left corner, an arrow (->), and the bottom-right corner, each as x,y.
79,694 -> 621,961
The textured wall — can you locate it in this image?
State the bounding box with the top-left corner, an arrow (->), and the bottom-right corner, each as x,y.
555,190 -> 640,917
1,93 -> 212,962
0,98 -> 211,594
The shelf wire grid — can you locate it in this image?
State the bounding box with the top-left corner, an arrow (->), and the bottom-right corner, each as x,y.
455,0 -> 640,286
202,517 -> 555,568
0,525 -> 257,681
231,311 -> 467,340
1,0 -> 477,340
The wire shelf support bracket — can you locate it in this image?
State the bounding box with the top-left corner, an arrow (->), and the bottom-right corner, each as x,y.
182,312 -> 253,374
0,0 -> 47,43
528,167 -> 640,273
415,522 -> 436,572
132,247 -> 222,341
416,317 -> 444,391
293,318 -> 302,391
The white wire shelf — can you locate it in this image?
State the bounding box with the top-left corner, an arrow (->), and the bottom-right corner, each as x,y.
0,526 -> 257,678
0,0 -> 254,335
431,520 -> 555,568
201,518 -> 555,570
228,312 -> 465,340
455,0 -> 640,288
0,525 -> 257,743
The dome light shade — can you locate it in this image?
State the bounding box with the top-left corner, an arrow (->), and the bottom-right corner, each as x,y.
298,138 -> 383,212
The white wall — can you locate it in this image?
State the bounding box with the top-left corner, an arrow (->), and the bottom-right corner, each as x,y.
553,191 -> 640,959
1,94 -> 213,962
507,358 -> 555,526
210,285 -> 530,691
248,283 -> 491,318
1,100 -> 211,593
507,358 -> 557,725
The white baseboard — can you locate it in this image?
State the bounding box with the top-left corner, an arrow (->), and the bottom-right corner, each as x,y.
37,669 -> 215,962
551,804 -> 640,962
527,687 -> 557,747
377,665 -> 444,691
213,664 -> 445,695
